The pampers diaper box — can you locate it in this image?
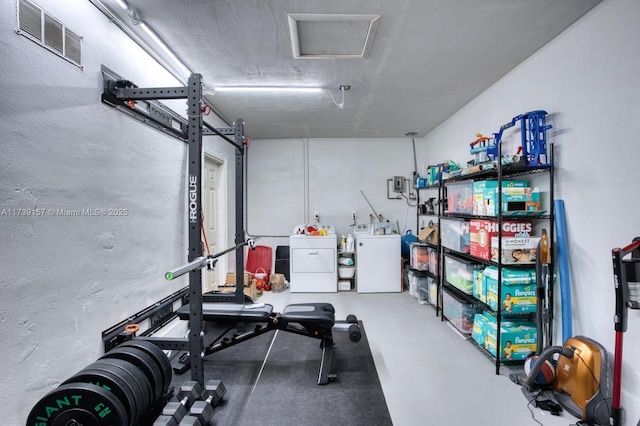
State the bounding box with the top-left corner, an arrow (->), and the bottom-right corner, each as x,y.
484,266 -> 536,314
472,180 -> 528,215
472,311 -> 490,346
484,315 -> 538,360
472,269 -> 486,303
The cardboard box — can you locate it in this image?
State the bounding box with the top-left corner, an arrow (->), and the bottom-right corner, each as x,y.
472,180 -> 528,215
469,219 -> 532,261
485,187 -> 540,216
226,272 -> 251,286
472,312 -> 490,346
218,279 -> 258,299
269,273 -> 286,292
472,269 -> 486,303
490,236 -> 541,264
484,316 -> 538,360
418,225 -> 439,245
484,266 -> 536,314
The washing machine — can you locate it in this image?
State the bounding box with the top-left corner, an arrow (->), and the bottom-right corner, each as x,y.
289,224 -> 337,293
354,223 -> 401,293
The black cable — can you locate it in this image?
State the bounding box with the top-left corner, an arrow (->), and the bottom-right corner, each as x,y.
526,396 -> 545,426
400,191 -> 418,207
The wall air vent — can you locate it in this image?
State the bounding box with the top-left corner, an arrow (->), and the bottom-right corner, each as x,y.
16,0 -> 83,68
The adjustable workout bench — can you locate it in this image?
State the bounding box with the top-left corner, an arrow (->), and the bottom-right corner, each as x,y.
175,302 -> 361,385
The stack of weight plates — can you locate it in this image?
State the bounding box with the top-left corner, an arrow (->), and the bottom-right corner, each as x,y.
27,339 -> 172,426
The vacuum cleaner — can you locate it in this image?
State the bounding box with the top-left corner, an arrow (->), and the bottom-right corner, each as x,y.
522,336 -> 613,425
611,237 -> 640,426
520,236 -> 640,426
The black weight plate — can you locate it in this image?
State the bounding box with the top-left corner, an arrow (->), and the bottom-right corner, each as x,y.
90,358 -> 152,424
62,367 -> 137,425
117,339 -> 172,396
101,345 -> 163,404
27,382 -> 128,426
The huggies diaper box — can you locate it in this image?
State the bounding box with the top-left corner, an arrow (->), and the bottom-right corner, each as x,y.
469,219 -> 532,261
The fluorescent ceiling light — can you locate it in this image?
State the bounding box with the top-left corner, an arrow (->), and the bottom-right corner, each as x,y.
140,22 -> 191,77
214,86 -> 324,94
115,0 -> 129,10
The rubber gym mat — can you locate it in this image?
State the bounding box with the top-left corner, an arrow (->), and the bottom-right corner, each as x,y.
167,321 -> 391,426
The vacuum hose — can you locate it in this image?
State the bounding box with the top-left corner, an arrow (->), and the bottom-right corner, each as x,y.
525,345 -> 575,389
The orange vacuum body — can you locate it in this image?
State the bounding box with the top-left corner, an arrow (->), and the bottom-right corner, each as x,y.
553,336 -> 612,425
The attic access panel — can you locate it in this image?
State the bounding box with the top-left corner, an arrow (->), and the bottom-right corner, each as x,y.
288,13 -> 381,59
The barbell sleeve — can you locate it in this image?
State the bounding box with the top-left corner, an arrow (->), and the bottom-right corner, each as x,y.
165,256 -> 207,281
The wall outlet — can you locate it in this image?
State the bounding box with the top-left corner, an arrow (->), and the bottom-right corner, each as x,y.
313,211 -> 320,219
351,211 -> 357,219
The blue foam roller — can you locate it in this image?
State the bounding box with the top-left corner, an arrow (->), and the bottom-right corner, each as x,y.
555,199 -> 572,342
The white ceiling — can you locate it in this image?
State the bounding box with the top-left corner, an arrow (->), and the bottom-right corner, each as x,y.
95,0 -> 602,139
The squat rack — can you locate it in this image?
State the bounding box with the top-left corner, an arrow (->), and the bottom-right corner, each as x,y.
101,65 -> 248,386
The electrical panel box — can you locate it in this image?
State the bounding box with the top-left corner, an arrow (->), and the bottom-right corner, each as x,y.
393,176 -> 405,193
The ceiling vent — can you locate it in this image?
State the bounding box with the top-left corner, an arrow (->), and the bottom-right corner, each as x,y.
17,0 -> 83,68
288,13 -> 381,59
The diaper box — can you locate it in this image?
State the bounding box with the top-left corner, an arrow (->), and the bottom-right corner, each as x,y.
485,187 -> 541,216
472,180 -> 528,215
484,317 -> 538,360
484,266 -> 536,314
469,219 -> 533,261
472,269 -> 486,303
490,236 -> 541,264
472,312 -> 490,346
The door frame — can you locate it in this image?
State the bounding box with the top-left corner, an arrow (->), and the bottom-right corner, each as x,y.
203,152 -> 228,290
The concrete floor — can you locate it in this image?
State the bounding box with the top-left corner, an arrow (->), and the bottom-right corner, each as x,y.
259,289 -> 578,426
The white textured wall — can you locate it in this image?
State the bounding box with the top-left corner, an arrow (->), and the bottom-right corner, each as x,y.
0,0 -> 236,422
419,0 -> 640,422
246,137 -> 418,250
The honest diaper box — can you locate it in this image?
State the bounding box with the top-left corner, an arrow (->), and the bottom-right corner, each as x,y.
469,219 -> 532,261
484,266 -> 536,314
490,236 -> 541,264
484,317 -> 538,360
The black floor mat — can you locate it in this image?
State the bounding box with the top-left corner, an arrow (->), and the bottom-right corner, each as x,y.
168,321 -> 391,426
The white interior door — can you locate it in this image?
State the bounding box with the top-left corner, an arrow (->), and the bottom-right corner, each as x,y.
204,156 -> 222,292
